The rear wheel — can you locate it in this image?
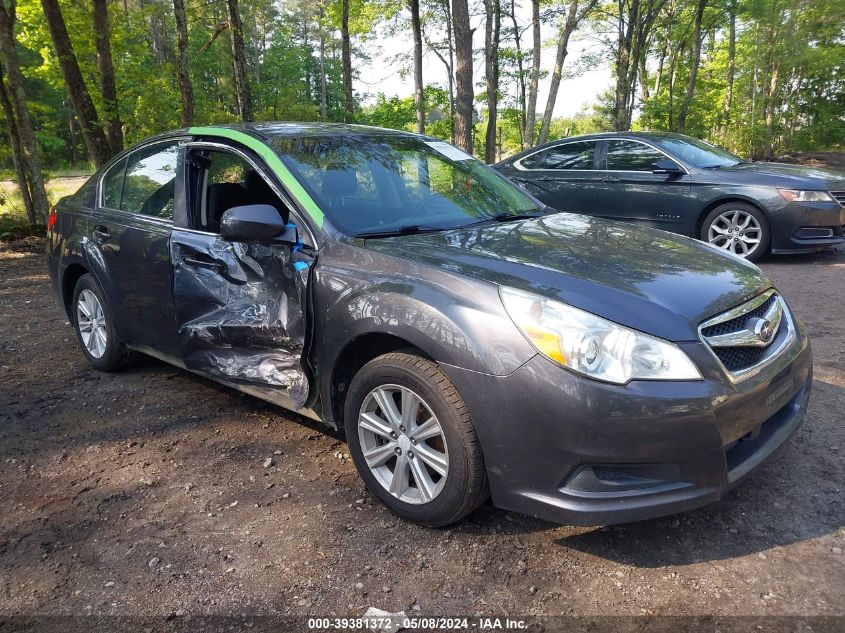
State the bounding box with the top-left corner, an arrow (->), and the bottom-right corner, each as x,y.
71,274 -> 131,371
701,202 -> 770,262
344,352 -> 489,527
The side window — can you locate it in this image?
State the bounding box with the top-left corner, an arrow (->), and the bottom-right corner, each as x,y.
121,142 -> 180,219
517,150 -> 545,169
606,140 -> 666,171
190,149 -> 287,233
101,158 -> 126,209
535,142 -> 595,170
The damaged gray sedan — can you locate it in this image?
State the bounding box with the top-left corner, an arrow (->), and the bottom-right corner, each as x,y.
48,123 -> 812,527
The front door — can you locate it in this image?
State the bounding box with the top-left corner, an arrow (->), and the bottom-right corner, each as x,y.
170,143 -> 316,410
90,140 -> 182,354
595,139 -> 693,230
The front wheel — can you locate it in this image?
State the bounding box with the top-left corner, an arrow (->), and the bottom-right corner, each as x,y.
700,202 -> 770,262
344,352 -> 489,527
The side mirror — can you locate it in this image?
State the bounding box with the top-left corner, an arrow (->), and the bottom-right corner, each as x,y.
220,204 -> 288,243
651,158 -> 684,174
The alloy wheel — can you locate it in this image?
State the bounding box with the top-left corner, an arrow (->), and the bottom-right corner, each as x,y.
76,289 -> 108,359
357,384 -> 449,505
707,209 -> 762,258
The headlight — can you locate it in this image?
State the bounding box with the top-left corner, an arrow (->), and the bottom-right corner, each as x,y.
778,189 -> 833,203
500,287 -> 702,384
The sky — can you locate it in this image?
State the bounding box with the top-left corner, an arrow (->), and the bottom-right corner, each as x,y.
353,5 -> 613,119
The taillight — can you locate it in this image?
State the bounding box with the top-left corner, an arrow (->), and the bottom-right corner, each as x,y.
47,206 -> 58,230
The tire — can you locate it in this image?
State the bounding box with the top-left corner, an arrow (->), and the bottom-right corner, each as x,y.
700,202 -> 770,262
344,352 -> 489,527
71,274 -> 132,372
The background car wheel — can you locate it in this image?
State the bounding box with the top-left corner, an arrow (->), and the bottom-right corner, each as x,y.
700,202 -> 770,262
71,274 -> 132,372
344,352 -> 489,527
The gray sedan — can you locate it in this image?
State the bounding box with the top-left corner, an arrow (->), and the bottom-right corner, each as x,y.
48,124 -> 811,527
495,132 -> 845,261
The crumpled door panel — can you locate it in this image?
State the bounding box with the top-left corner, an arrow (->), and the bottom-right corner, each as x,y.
171,230 -> 313,409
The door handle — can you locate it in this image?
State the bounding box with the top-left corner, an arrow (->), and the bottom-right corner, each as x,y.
602,176 -> 621,183
182,256 -> 224,273
92,225 -> 111,242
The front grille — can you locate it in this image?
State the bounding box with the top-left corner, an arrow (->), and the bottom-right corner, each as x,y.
712,345 -> 770,372
701,294 -> 777,339
830,191 -> 845,206
699,290 -> 793,381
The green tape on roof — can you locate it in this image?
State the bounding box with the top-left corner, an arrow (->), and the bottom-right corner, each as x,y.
188,126 -> 325,228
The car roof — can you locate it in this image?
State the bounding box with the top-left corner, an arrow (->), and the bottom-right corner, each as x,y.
189,122 -> 421,142
499,130 -> 695,163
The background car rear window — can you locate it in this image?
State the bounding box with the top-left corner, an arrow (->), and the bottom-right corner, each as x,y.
120,142 -> 180,219
535,142 -> 595,170
605,140 -> 666,171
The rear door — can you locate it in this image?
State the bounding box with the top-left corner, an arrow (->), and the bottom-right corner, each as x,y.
170,141 -> 317,411
595,139 -> 693,230
88,140 -> 183,354
509,140 -> 603,215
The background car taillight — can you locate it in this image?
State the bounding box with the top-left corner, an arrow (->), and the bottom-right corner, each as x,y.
47,206 -> 58,232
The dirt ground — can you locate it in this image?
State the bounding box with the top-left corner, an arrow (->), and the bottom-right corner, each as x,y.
1,237 -> 844,630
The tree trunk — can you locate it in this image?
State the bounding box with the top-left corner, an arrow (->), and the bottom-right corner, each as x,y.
719,2 -> 735,138
409,0 -> 425,133
484,0 -> 500,163
92,0 -> 122,154
341,0 -> 354,122
0,3 -> 48,223
443,0 -> 455,143
639,53 -> 649,101
41,0 -> 112,167
522,0 -> 541,147
676,0 -> 706,133
509,0 -> 526,147
173,0 -> 194,126
538,0 -> 589,144
0,68 -> 34,224
452,0 -> 473,153
764,60 -> 780,160
318,2 -> 327,119
226,0 -> 251,121
612,0 -> 637,131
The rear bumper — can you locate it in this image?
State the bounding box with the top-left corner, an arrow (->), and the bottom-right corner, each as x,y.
442,320 -> 812,526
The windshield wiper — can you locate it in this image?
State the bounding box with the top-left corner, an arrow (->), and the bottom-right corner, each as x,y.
463,211 -> 547,227
355,225 -> 446,239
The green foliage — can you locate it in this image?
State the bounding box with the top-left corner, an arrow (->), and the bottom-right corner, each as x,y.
636,0 -> 845,157
0,0 -> 841,173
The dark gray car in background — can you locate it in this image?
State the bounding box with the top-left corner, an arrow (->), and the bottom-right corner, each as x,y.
48,123 -> 812,528
495,132 -> 845,261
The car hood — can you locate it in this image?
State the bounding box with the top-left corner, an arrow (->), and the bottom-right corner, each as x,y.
712,161 -> 845,187
361,213 -> 772,342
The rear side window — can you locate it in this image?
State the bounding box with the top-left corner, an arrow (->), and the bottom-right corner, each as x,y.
517,151 -> 545,169
535,142 -> 596,170
101,159 -> 126,209
606,140 -> 666,171
120,142 -> 180,219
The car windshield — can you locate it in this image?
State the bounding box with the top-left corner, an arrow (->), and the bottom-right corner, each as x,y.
649,136 -> 743,168
273,135 -> 541,236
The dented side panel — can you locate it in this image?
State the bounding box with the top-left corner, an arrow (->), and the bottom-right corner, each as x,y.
170,229 -> 314,410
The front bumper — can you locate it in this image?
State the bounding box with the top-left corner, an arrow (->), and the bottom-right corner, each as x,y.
441,320 -> 812,526
769,199 -> 845,253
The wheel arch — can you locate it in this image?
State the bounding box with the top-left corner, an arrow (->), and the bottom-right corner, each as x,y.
61,262 -> 90,320
695,196 -> 770,239
323,332 -> 429,430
